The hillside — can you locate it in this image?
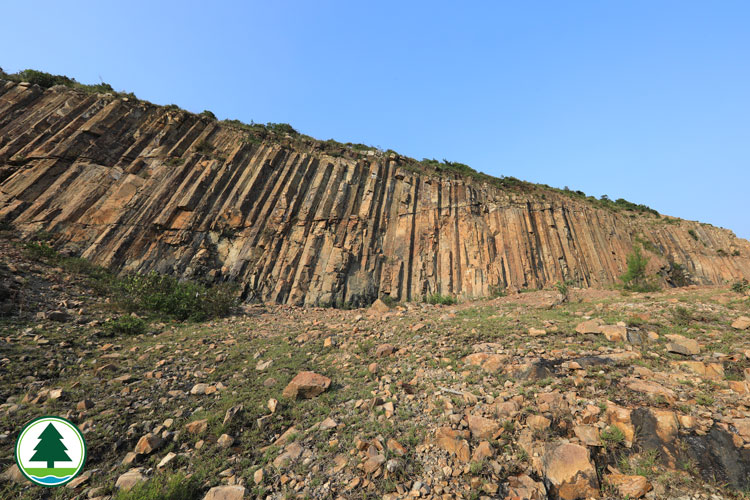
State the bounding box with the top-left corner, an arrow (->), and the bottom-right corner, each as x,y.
1,77 -> 749,306
1,231 -> 750,500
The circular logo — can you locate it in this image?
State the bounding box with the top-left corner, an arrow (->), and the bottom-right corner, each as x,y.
14,416 -> 87,487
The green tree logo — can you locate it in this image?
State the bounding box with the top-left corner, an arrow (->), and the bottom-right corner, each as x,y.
30,423 -> 71,469
15,416 -> 87,487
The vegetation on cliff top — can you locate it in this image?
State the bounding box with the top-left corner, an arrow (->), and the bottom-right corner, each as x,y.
2,67 -> 659,217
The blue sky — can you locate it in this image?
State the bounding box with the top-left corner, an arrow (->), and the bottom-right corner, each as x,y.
2,1 -> 749,238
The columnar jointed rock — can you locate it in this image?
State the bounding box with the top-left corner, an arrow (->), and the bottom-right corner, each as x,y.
1,80 -> 750,305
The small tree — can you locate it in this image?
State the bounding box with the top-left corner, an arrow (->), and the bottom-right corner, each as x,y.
31,423 -> 70,468
620,244 -> 654,291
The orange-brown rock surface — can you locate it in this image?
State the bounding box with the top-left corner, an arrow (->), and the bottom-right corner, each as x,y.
2,80 -> 750,305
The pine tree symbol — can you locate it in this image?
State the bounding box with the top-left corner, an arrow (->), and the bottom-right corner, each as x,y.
30,423 -> 71,469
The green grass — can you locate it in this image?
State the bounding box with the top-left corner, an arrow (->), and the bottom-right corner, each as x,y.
600,425 -> 625,448
114,472 -> 203,500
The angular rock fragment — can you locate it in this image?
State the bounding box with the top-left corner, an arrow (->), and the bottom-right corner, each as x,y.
282,371 -> 331,399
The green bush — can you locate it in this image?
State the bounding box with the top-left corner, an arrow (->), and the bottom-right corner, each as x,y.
105,315 -> 147,336
425,293 -> 456,305
266,122 -> 298,136
554,280 -> 574,299
620,244 -> 659,292
2,68 -> 114,93
731,279 -> 749,293
380,295 -> 398,308
665,261 -> 691,287
194,140 -> 214,155
114,272 -> 238,321
687,229 -> 699,241
23,241 -> 58,261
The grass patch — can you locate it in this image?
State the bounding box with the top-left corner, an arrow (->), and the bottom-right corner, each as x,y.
600,425 -> 625,448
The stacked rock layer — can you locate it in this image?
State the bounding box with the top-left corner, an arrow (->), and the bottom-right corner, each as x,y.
1,81 -> 749,305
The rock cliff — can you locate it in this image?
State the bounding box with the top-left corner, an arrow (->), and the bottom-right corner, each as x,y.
1,80 -> 749,305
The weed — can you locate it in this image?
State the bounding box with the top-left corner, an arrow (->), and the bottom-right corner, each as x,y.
469,460 -> 485,475
671,306 -> 693,326
695,393 -> 714,406
600,425 -> 625,448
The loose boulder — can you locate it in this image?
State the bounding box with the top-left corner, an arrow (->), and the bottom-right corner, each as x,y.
541,443 -> 599,500
282,371 -> 331,399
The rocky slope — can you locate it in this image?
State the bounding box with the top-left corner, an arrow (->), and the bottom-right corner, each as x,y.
2,230 -> 750,500
1,80 -> 749,306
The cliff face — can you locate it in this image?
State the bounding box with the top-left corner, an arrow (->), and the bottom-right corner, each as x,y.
1,80 -> 749,305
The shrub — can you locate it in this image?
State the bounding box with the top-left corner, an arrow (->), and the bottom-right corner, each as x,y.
380,295 -> 398,308
165,157 -> 185,167
2,68 -> 114,94
731,279 -> 749,294
489,284 -> 507,298
664,260 -> 691,287
425,293 -> 456,305
266,122 -> 298,136
194,140 -> 214,155
23,241 -> 58,261
554,280 -> 574,300
199,110 -> 216,120
620,244 -> 659,292
105,315 -> 147,336
687,229 -> 699,241
114,272 -> 238,321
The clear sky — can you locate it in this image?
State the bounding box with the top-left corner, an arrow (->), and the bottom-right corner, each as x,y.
2,1 -> 748,238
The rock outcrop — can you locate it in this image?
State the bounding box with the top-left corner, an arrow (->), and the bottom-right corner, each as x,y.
2,80 -> 749,305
